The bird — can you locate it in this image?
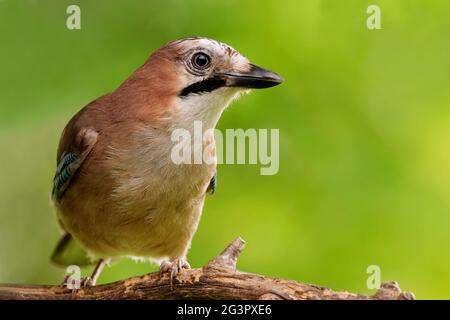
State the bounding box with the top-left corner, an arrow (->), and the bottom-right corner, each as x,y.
50,37 -> 283,286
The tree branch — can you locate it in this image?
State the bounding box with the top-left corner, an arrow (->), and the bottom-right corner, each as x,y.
0,237 -> 414,300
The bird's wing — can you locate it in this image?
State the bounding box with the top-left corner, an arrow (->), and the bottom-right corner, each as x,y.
51,233 -> 93,267
51,128 -> 98,266
51,128 -> 98,201
207,172 -> 217,194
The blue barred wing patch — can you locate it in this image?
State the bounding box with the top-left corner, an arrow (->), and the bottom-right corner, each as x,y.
52,152 -> 79,200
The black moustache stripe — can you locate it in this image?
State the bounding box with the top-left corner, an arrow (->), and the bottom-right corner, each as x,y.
179,77 -> 226,97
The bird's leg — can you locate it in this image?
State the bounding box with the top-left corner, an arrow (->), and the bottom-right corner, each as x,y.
80,258 -> 110,287
60,258 -> 109,291
159,258 -> 191,288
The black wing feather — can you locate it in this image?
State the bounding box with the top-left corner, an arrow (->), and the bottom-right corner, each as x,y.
207,172 -> 217,194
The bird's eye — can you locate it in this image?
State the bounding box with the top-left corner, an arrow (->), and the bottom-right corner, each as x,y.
191,52 -> 211,69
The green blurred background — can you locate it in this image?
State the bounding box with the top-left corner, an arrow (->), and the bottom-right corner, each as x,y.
1,0 -> 449,299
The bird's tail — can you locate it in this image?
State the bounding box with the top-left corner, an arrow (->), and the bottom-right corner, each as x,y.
51,233 -> 93,267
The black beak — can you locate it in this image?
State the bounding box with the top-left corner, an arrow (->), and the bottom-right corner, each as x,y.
218,64 -> 283,89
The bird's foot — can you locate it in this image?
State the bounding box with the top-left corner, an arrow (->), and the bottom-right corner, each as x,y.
159,258 -> 191,288
59,259 -> 107,292
80,276 -> 95,287
60,275 -> 95,293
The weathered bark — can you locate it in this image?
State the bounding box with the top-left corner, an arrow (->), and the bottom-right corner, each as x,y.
0,237 -> 414,300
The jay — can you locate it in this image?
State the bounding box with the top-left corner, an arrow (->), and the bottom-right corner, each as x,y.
51,37 -> 282,286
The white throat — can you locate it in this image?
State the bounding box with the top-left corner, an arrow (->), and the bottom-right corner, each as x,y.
173,87 -> 244,131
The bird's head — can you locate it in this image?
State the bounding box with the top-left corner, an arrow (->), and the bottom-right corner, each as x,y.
118,37 -> 283,129
163,37 -> 283,94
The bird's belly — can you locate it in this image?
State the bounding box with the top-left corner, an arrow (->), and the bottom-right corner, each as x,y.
111,195 -> 206,260
60,194 -> 206,261
57,126 -> 216,261
58,163 -> 213,261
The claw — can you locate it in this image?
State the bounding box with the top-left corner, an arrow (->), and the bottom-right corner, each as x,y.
159,258 -> 191,289
60,274 -> 70,287
80,276 -> 94,287
60,275 -> 94,293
